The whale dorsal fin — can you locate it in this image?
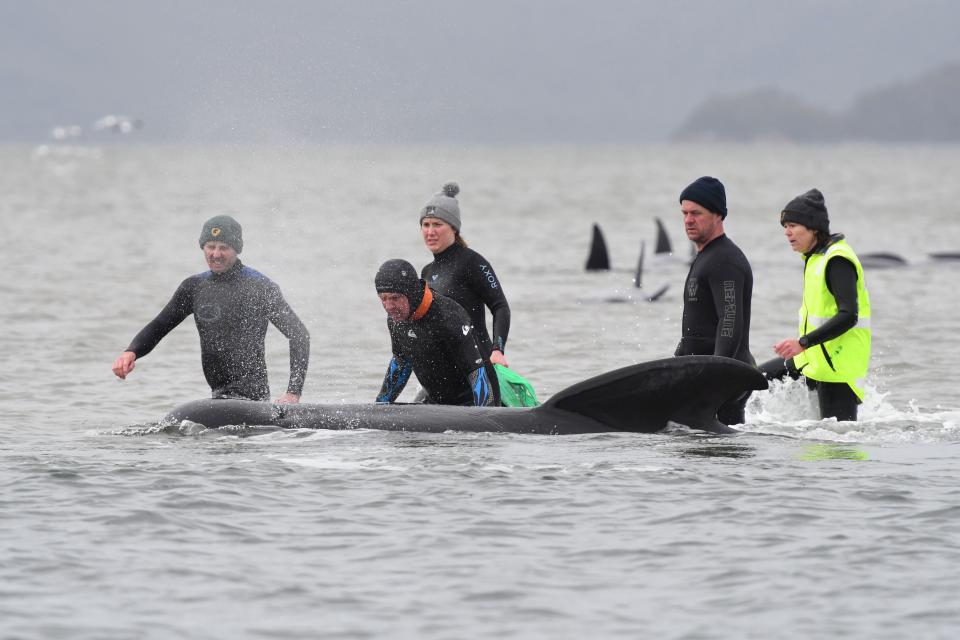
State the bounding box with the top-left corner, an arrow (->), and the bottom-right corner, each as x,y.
633,240 -> 645,288
585,223 -> 610,271
542,356 -> 766,433
654,217 -> 672,255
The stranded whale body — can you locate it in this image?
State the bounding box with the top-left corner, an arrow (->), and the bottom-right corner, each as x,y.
164,356 -> 767,435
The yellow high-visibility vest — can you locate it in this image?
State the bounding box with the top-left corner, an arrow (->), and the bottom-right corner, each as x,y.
793,239 -> 872,400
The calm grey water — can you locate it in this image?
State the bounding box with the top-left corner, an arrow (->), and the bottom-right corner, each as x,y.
2,144 -> 959,639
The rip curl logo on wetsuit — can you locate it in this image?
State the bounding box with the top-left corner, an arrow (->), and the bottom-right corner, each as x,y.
462,325 -> 471,335
479,264 -> 499,289
211,227 -> 221,237
431,274 -> 438,281
408,329 -> 417,339
721,280 -> 736,338
196,303 -> 222,322
686,278 -> 698,300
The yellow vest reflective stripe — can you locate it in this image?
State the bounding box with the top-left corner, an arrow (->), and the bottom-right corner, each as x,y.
792,239 -> 872,400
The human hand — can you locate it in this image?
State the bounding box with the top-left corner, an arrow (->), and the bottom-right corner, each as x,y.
773,339 -> 804,360
112,351 -> 136,379
490,350 -> 509,367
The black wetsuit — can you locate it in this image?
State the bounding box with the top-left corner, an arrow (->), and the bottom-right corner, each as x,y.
675,234 -> 755,424
760,235 -> 860,420
126,261 -> 310,401
421,243 -> 510,357
377,292 -> 499,406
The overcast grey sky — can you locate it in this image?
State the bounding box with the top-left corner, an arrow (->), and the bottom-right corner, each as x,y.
2,0 -> 958,143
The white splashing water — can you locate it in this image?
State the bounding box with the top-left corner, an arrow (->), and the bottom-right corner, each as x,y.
747,376 -> 960,444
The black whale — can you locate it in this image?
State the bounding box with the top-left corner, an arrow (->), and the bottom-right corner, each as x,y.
164,356 -> 767,435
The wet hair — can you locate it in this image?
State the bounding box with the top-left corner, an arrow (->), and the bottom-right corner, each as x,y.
455,233 -> 468,248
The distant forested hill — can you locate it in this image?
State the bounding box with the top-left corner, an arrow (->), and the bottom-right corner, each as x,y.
673,63 -> 960,142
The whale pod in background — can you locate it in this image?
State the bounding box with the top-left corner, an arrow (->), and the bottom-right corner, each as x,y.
844,252 -> 960,268
586,218 -> 676,273
164,356 -> 768,435
584,222 -> 672,301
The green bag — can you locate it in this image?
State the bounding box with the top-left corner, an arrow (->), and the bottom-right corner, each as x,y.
494,364 -> 540,407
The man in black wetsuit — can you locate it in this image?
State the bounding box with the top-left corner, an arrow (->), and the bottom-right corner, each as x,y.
374,259 -> 499,406
675,176 -> 756,425
111,215 -> 310,403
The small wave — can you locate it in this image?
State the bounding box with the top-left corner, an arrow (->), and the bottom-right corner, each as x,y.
93,421 -> 193,437
239,427 -> 359,442
98,419 -> 284,438
280,456 -> 407,471
746,377 -> 960,443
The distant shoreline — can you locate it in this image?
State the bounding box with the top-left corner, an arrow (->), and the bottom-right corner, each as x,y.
673,62 -> 960,143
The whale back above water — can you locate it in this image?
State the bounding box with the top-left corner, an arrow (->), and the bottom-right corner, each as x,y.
164,356 -> 768,435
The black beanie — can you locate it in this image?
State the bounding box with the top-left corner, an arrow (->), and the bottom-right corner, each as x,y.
680,176 -> 727,219
780,188 -> 830,233
199,215 -> 243,253
375,259 -> 425,311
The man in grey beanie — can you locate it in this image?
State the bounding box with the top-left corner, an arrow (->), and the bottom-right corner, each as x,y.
112,215 -> 311,403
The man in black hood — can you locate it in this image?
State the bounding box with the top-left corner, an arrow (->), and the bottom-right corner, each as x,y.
374,259 -> 499,406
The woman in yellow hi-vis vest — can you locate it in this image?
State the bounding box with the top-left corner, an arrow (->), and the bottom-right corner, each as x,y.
760,188 -> 871,421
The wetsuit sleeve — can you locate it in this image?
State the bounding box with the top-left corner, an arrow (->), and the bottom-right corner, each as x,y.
801,257 -> 859,347
126,279 -> 194,358
467,367 -> 498,406
265,284 -> 311,396
468,255 -> 511,353
706,262 -> 749,358
376,355 -> 412,403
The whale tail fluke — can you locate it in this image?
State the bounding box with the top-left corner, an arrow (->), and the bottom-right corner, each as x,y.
542,356 -> 767,433
585,223 -> 611,271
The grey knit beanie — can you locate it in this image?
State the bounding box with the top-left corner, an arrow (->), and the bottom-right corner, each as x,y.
419,182 -> 461,232
199,215 -> 243,252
